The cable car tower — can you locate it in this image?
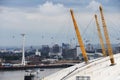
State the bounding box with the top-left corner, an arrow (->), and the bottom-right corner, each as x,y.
21,34 -> 26,66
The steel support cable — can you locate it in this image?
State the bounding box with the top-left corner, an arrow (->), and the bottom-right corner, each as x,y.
106,19 -> 120,39
82,16 -> 94,37
82,9 -> 99,37
99,19 -> 120,46
82,16 -> 99,46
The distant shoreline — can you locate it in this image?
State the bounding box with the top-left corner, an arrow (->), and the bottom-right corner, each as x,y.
0,64 -> 73,71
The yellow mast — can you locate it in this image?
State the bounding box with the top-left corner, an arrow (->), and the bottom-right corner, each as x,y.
70,9 -> 88,63
99,5 -> 115,65
94,14 -> 106,57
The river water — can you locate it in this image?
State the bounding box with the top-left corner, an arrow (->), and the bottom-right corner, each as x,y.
0,68 -> 63,80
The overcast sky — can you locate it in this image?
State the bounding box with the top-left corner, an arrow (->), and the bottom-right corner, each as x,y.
0,0 -> 120,47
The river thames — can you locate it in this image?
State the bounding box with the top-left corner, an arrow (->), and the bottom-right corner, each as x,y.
0,68 -> 63,80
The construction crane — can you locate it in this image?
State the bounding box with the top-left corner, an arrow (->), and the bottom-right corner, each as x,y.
70,9 -> 88,63
94,14 -> 106,57
99,5 -> 115,65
